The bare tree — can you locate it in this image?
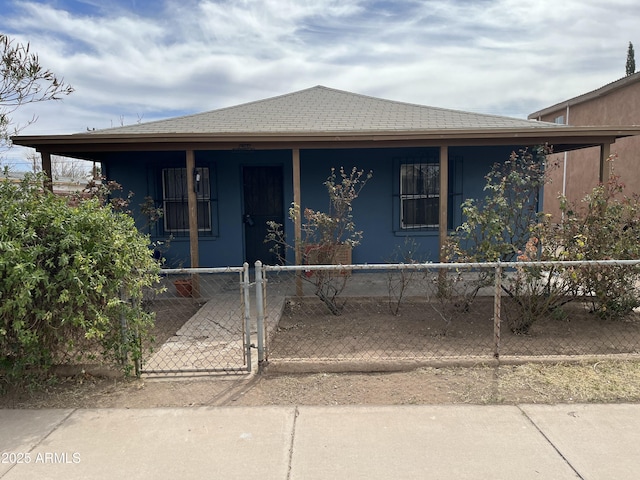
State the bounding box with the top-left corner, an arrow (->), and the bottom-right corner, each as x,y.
25,151 -> 92,181
1,33 -> 74,149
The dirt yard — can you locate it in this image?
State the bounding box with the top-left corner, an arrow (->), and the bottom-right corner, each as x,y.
3,296 -> 640,409
269,297 -> 640,361
3,360 -> 640,409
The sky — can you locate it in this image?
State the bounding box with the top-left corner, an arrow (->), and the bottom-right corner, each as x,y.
1,0 -> 639,166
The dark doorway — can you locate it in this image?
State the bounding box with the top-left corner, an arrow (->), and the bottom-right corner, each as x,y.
242,166 -> 284,265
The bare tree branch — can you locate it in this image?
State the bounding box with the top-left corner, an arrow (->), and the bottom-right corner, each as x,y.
0,33 -> 74,147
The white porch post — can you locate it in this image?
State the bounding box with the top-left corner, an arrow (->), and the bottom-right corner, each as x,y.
439,145 -> 449,262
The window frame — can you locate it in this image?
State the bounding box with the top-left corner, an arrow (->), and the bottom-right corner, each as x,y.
162,167 -> 212,233
399,162 -> 440,230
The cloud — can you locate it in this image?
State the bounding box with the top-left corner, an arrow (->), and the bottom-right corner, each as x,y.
1,0 -> 640,142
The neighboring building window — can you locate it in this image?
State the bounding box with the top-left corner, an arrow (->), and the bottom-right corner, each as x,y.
162,167 -> 211,233
400,163 -> 440,229
554,115 -> 565,124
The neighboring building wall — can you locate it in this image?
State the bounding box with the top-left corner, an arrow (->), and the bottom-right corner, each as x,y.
531,77 -> 640,220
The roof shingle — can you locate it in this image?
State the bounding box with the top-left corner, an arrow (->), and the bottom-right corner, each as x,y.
88,85 -> 558,136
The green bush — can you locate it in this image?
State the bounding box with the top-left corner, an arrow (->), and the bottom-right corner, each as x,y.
444,146 -> 568,333
0,173 -> 160,382
446,146 -> 551,264
553,167 -> 640,319
446,150 -> 640,331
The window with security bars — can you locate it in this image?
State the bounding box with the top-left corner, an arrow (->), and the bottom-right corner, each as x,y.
162,167 -> 211,233
400,163 -> 440,229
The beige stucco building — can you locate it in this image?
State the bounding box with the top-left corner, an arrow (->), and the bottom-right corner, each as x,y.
529,72 -> 640,220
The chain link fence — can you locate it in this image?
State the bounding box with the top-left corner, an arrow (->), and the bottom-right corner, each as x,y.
140,266 -> 252,374
47,260 -> 640,377
259,260 -> 640,371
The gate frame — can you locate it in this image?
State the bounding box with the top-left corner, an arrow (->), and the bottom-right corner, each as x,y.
140,264 -> 253,375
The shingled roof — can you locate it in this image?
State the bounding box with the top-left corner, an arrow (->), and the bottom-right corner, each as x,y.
13,85 -> 640,157
88,85 -> 557,135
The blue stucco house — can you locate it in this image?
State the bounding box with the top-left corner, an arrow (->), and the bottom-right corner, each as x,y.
13,86 -> 638,267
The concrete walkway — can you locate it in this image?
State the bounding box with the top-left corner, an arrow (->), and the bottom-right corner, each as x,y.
144,284 -> 286,373
2,403 -> 639,479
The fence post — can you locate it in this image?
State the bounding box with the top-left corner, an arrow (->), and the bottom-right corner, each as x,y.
119,289 -> 129,367
255,260 -> 266,372
134,332 -> 142,378
242,262 -> 252,372
130,294 -> 142,378
494,262 -> 502,359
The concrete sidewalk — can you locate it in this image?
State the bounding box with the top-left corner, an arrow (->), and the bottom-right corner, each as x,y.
1,404 -> 639,479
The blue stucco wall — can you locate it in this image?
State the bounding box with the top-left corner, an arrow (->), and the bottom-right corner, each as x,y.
104,149 -> 292,267
299,147 -> 436,263
103,145 -> 524,267
298,145 -> 518,264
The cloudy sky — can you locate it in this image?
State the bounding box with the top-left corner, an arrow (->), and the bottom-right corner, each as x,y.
2,0 -> 639,165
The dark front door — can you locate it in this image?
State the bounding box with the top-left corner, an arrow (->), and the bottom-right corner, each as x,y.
242,166 -> 284,265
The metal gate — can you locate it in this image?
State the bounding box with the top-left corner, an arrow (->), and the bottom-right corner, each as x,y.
140,265 -> 253,374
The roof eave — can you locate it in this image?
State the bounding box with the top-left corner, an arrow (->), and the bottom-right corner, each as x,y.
528,71 -> 640,119
12,125 -> 640,149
